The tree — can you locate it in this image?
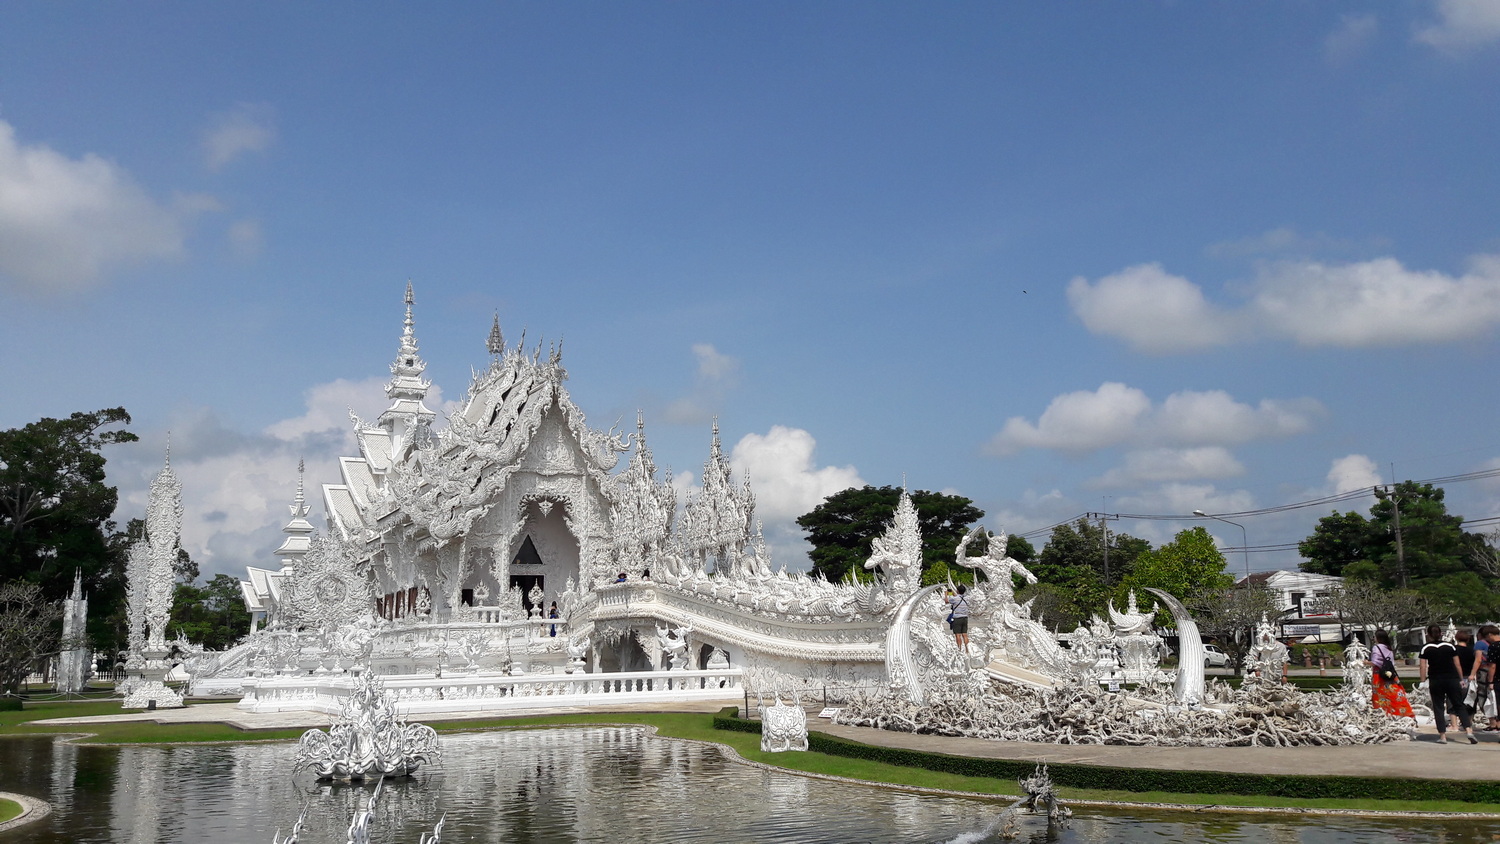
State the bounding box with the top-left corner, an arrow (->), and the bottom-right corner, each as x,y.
0,581 -> 63,694
0,408 -> 137,601
1192,585 -> 1281,674
170,573 -> 252,651
1323,580 -> 1438,645
1121,526 -> 1233,624
1029,518 -> 1150,629
797,486 -> 983,584
1370,481 -> 1469,588
1298,510 -> 1376,578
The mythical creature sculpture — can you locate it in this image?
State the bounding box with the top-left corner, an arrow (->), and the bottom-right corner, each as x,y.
293,671 -> 441,781
759,693 -> 809,752
956,525 -> 1072,676
1243,613 -> 1289,683
1341,637 -> 1372,707
654,623 -> 694,670
862,492 -> 923,614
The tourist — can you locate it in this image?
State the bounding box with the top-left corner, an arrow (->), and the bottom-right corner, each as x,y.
1419,624 -> 1476,744
1455,629 -> 1478,727
642,568 -> 650,580
947,584 -> 971,652
1368,630 -> 1414,719
615,572 -> 627,583
1472,624 -> 1499,729
548,601 -> 559,637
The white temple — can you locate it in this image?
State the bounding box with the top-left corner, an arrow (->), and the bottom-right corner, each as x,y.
197,286 -> 1409,747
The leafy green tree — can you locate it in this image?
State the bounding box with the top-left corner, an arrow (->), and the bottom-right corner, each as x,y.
170,573 -> 252,651
1031,518 -> 1150,627
1370,481 -> 1469,588
1298,510 -> 1376,578
797,485 -> 984,584
0,409 -> 137,657
1121,526 -> 1233,623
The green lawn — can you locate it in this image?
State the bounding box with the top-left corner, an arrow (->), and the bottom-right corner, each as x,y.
2,702 -> 1498,817
0,798 -> 22,823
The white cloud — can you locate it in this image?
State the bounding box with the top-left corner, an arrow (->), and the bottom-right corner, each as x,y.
1066,264 -> 1240,353
986,383 -> 1320,457
228,218 -> 263,257
0,119 -> 188,294
1325,14 -> 1379,64
203,103 -> 277,170
1205,226 -> 1363,259
1069,253 -> 1500,352
692,343 -> 739,380
264,377 -> 390,442
1326,454 -> 1382,494
729,426 -> 863,523
1417,0 -> 1500,51
1089,447 -> 1245,488
1253,255 -> 1500,347
986,382 -> 1152,456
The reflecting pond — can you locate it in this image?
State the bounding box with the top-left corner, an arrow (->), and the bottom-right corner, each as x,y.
0,727 -> 1497,843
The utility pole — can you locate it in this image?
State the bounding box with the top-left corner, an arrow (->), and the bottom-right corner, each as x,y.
1381,484 -> 1408,590
1088,511 -> 1119,584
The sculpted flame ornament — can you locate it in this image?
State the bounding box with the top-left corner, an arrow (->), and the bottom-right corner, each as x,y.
293,671 -> 441,781
122,448 -> 185,709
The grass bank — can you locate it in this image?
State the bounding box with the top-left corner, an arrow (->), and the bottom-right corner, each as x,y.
0,798 -> 22,823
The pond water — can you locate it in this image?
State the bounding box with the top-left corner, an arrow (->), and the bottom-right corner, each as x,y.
0,727 -> 1496,843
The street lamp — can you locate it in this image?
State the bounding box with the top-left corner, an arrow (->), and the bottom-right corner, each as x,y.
1193,510 -> 1251,581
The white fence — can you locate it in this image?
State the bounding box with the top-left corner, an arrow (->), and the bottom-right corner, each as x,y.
238,667 -> 744,715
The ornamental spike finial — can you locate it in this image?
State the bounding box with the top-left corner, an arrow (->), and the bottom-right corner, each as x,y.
163,432 -> 171,468
486,313 -> 505,358
402,281 -> 416,341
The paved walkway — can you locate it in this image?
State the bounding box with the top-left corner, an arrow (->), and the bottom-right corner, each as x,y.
29,699 -> 1500,783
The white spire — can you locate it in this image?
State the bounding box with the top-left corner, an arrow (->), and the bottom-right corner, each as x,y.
378,282 -> 436,452
275,458 -> 315,571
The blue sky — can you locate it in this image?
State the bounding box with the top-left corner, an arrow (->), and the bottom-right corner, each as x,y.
3,2 -> 1499,579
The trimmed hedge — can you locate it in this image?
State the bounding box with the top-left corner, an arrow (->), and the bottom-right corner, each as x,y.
711,711 -> 1500,804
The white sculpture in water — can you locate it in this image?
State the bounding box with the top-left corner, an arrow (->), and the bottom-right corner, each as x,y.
293,670 -> 441,781
122,448 -> 185,710
759,692 -> 809,752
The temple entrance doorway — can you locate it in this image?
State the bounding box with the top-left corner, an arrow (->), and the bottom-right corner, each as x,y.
599,633 -> 652,672
509,574 -> 544,614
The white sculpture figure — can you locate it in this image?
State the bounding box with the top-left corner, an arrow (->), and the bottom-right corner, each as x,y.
57,570 -> 90,695
331,616 -> 387,669
123,448 -> 185,709
565,638 -> 589,674
293,670 -> 441,781
655,623 -> 694,670
1444,618 -> 1458,644
1244,613 -> 1288,682
528,584 -> 545,620
1066,623 -> 1102,684
1144,588 -> 1204,705
1108,592 -> 1166,684
956,525 -> 1071,675
759,693 -> 809,752
1342,637 -> 1372,707
862,491 -> 923,614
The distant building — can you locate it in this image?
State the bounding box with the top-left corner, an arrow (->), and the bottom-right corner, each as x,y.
1238,569 -> 1344,643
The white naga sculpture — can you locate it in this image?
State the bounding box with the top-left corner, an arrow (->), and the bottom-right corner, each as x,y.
758,693 -> 809,752
654,623 -> 694,670
122,448 -> 186,710
293,670 -> 441,781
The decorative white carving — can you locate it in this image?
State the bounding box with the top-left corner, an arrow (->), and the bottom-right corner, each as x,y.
122,449 -> 185,709
759,693 -> 809,752
293,670 -> 441,780
280,534 -> 375,634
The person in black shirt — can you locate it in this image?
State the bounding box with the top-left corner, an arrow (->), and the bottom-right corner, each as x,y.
1454,629 -> 1478,729
1420,624 -> 1476,744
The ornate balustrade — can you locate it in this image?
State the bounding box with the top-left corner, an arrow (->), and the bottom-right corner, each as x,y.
238,667 -> 744,715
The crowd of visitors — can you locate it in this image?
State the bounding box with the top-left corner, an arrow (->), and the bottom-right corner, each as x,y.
1368,623 -> 1499,744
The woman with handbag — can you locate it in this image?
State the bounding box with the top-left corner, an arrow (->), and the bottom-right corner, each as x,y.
1368,630 -> 1415,718
1419,624 -> 1476,744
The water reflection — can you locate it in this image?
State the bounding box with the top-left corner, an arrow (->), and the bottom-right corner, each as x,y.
0,727 -> 1495,843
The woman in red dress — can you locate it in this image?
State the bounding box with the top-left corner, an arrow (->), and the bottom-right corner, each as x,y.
1369,630 -> 1415,718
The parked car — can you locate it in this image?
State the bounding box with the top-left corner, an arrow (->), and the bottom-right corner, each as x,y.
1203,644 -> 1229,668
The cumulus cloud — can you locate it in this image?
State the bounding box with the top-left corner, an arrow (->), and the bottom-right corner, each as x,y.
729,426 -> 864,523
1417,0 -> 1500,51
692,343 -> 739,380
1069,253 -> 1500,352
1066,264 -> 1241,353
0,120 -> 188,294
986,383 -> 1320,457
1088,447 -> 1246,488
203,103 -> 277,170
1325,14 -> 1379,64
1327,454 -> 1382,494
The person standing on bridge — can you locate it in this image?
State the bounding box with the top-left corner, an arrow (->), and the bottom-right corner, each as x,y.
947,584 -> 971,653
